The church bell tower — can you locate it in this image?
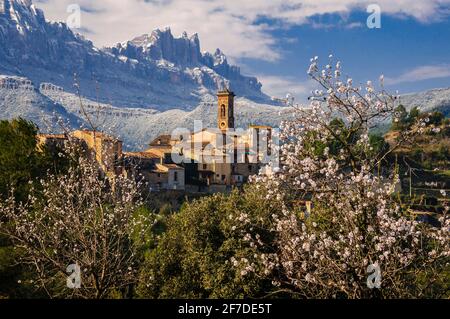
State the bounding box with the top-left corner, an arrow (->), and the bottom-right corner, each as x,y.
217,89 -> 235,130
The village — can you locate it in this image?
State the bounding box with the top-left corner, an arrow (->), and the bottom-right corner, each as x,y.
37,89 -> 277,193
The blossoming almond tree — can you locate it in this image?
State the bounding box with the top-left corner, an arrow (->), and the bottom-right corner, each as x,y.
0,140 -> 151,299
236,57 -> 450,298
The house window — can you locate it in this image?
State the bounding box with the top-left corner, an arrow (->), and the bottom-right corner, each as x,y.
203,164 -> 207,170
221,105 -> 226,118
174,171 -> 178,182
222,175 -> 226,181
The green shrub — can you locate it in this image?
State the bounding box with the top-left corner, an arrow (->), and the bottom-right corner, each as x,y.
137,186 -> 279,299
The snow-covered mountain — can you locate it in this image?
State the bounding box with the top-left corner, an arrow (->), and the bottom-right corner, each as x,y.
0,77 -> 294,150
0,0 -> 270,110
1,0 -> 449,150
0,0 -> 290,149
400,87 -> 450,117
2,75 -> 448,150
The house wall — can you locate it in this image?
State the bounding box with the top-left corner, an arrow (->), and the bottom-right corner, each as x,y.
248,127 -> 272,163
233,163 -> 259,179
211,161 -> 232,185
101,139 -> 122,172
184,129 -> 265,186
167,169 -> 185,190
147,172 -> 169,189
72,131 -> 123,177
37,135 -> 68,152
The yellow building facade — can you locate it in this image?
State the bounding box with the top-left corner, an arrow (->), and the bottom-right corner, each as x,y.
168,89 -> 273,188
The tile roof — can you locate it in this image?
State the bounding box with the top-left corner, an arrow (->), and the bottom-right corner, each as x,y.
153,163 -> 184,173
38,134 -> 67,139
123,151 -> 160,159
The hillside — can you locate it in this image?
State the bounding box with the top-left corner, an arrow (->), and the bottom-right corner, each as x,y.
401,87 -> 450,116
0,79 -> 293,149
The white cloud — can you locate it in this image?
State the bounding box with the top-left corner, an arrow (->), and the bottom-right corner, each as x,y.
256,75 -> 315,102
33,0 -> 450,62
386,65 -> 450,85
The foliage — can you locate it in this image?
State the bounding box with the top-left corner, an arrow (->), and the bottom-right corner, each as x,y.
0,118 -> 40,202
0,234 -> 44,299
0,140 -> 152,299
391,105 -> 409,131
0,118 -> 70,299
392,108 -> 450,171
235,57 -> 450,298
391,105 -> 446,133
137,187 -> 279,299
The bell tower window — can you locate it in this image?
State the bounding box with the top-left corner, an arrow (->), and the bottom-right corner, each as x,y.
221,105 -> 226,118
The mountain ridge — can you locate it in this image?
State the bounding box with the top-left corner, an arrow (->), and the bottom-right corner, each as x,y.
0,77 -> 294,150
0,0 -> 271,110
1,73 -> 448,150
1,0 -> 449,150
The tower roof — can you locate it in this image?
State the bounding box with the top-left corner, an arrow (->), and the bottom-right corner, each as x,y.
217,88 -> 235,96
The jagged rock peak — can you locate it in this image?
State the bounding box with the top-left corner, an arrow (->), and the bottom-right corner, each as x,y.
0,0 -> 71,36
1,0 -> 32,11
118,28 -> 203,65
1,0 -> 42,18
1,0 -> 46,28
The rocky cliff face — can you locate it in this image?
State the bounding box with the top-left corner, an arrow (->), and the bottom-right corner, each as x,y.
116,29 -> 203,66
0,0 -> 91,71
0,0 -> 270,111
113,29 -> 257,83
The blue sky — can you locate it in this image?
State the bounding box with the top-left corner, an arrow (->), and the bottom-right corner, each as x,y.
34,0 -> 450,102
242,11 -> 450,99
